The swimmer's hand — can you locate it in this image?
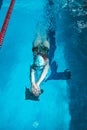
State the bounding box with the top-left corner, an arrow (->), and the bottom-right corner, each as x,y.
30,83 -> 41,97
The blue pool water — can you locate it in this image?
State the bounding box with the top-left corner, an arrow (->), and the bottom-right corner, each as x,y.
0,0 -> 70,130
1,0 -> 87,130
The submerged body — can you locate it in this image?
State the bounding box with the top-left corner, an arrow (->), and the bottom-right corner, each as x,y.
30,32 -> 50,96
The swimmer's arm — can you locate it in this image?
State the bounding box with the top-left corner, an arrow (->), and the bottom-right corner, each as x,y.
30,66 -> 36,85
36,59 -> 49,86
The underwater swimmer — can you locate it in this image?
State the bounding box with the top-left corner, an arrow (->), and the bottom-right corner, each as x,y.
30,32 -> 50,97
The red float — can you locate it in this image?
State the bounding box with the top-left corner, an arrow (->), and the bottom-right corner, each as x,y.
0,0 -> 15,47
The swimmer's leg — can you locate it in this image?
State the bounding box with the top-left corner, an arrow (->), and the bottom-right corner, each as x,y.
43,32 -> 50,49
43,39 -> 50,50
33,23 -> 42,47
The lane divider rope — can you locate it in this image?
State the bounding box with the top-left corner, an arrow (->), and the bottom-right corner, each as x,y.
0,0 -> 15,47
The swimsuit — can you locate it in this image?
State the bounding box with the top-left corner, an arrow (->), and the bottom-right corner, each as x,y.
32,45 -> 49,69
